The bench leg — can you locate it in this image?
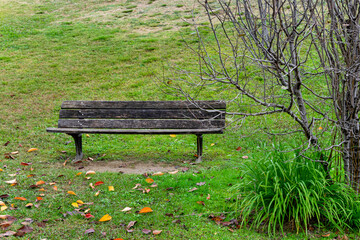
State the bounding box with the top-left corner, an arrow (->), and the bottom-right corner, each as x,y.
196,134 -> 203,163
69,134 -> 83,161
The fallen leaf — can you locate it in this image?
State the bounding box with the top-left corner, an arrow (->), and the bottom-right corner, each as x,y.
38,188 -> 45,191
139,207 -> 153,214
99,214 -> 112,222
63,160 -> 67,166
14,197 -> 26,201
236,146 -> 242,151
197,201 -> 205,206
322,233 -> 331,237
196,182 -> 206,186
86,170 -> 96,175
145,178 -> 154,183
169,134 -> 176,137
318,126 -> 323,130
0,201 -> 5,206
142,229 -> 151,234
0,169 -> 3,172
4,141 -> 10,146
168,170 -> 178,174
53,186 -> 58,191
36,180 -> 45,185
0,221 -> 13,229
94,181 -> 104,186
207,194 -> 211,200
20,162 -> 32,166
127,221 -> 137,229
153,230 -> 162,235
76,172 -> 82,176
0,215 -> 7,219
67,191 -> 76,195
152,172 -> 164,176
85,213 -> 94,219
15,225 -> 33,236
150,183 -> 157,188
95,191 -> 100,196
210,143 -> 215,146
121,207 -> 132,212
132,183 -> 141,189
27,148 -> 38,153
242,156 -> 249,159
86,134 -> 90,137
76,200 -> 84,205
72,202 -> 79,208
188,187 -> 198,192
108,186 -> 114,191
1,206 -> 8,211
36,197 -> 43,201
25,203 -> 33,208
5,179 -> 17,184
0,231 -> 16,237
84,228 -> 95,234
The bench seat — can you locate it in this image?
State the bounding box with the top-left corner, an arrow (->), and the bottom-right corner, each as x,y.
47,100 -> 226,162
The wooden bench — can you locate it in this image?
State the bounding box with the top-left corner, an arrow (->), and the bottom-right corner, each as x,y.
46,101 -> 226,162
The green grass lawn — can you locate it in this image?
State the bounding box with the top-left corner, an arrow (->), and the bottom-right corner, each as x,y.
0,0 -> 354,239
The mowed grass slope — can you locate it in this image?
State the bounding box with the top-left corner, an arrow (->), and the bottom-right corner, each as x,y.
0,0 -> 274,239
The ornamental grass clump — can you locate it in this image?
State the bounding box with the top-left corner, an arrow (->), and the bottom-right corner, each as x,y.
234,150 -> 360,234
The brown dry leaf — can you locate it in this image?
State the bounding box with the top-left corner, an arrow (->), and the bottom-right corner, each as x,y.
168,170 -> 178,174
142,229 -> 151,234
236,146 -> 242,151
67,191 -> 76,195
84,228 -> 95,234
20,162 -> 32,166
36,180 -> 45,185
99,214 -> 112,222
0,231 -> 16,237
196,201 -> 205,206
27,148 -> 38,153
85,170 -> 96,175
152,172 -> 164,176
0,221 -> 13,229
322,233 -> 331,237
139,207 -> 153,214
153,230 -> 162,235
145,178 -> 154,183
63,159 -> 67,166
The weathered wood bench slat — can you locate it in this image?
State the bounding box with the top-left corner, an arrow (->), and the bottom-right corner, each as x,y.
46,128 -> 224,134
47,100 -> 226,163
58,119 -> 225,129
61,100 -> 226,109
59,109 -> 224,119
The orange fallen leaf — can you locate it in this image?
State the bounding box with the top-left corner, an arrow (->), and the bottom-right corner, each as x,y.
67,191 -> 76,195
139,207 -> 153,214
0,168 -> 3,172
99,214 -> 112,222
36,180 -> 45,185
152,172 -> 164,176
49,182 -> 56,185
153,230 -> 162,235
76,172 -> 82,176
322,233 -> 330,237
27,174 -> 35,177
145,178 -> 154,183
53,186 -> 58,191
38,188 -> 45,191
27,148 -> 38,153
318,126 -> 323,130
0,201 -> 5,206
36,197 -> 43,201
63,160 -> 67,166
14,197 -> 27,201
108,186 -> 114,191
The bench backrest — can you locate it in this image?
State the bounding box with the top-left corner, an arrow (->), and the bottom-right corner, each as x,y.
58,101 -> 226,130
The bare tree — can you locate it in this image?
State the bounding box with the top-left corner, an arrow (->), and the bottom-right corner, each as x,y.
166,0 -> 360,189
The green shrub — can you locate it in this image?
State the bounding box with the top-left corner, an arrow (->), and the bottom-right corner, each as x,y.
233,150 -> 360,234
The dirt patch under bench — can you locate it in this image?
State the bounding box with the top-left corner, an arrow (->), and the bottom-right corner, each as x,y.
72,160 -> 179,174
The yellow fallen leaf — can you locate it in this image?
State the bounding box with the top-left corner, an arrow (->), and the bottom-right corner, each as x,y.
5,179 -> 17,184
36,180 -> 45,185
145,178 -> 154,183
169,134 -> 176,138
25,203 -> 33,208
139,207 -> 153,214
67,191 -> 76,195
210,143 -> 215,146
99,214 -> 112,222
27,148 -> 38,152
0,201 -> 5,206
38,188 -> 45,191
76,200 -> 84,205
0,168 -> 3,172
1,206 -> 7,211
152,172 -> 164,176
108,186 -> 114,191
95,191 -> 100,196
86,170 -> 96,176
86,134 -> 90,137
71,202 -> 79,208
